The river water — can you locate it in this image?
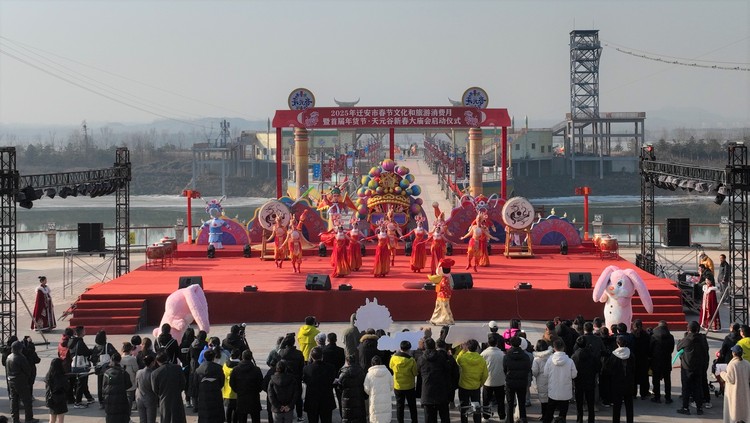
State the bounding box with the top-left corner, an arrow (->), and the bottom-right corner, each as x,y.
15,194 -> 727,252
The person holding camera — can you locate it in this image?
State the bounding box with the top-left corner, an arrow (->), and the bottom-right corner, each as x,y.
223,324 -> 249,353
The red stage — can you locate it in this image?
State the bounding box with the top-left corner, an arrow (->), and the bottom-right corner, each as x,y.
70,244 -> 685,334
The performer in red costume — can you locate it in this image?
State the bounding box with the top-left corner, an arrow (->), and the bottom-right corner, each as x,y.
400,216 -> 428,272
700,278 -> 721,331
460,211 -> 499,271
267,216 -> 288,268
281,213 -> 306,273
366,221 -> 391,278
32,276 -> 56,331
426,222 -> 449,276
385,207 -> 403,266
428,258 -> 455,326
330,226 -> 352,278
347,218 -> 364,271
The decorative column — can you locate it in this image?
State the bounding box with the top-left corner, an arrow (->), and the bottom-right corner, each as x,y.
294,127 -> 309,199
46,222 -> 56,256
469,126 -> 483,197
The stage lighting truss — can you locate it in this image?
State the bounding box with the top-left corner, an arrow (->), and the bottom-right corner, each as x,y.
14,166 -> 128,206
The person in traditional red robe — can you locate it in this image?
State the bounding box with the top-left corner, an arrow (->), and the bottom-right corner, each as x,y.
32,276 -> 56,331
330,226 -> 352,278
267,216 -> 288,268
427,226 -> 448,276
700,279 -> 721,331
400,217 -> 427,272
347,224 -> 364,271
366,226 -> 391,278
385,209 -> 402,266
428,258 -> 455,326
282,225 -> 304,274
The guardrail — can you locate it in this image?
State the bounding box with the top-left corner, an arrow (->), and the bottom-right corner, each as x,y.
17,225 -> 182,255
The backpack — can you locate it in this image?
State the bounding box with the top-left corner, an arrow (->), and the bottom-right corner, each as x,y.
95,343 -> 113,374
156,337 -> 177,363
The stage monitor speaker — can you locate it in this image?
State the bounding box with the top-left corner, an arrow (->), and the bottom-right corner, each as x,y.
178,275 -> 204,289
666,218 -> 690,247
305,274 -> 331,291
452,273 -> 473,290
568,272 -> 592,289
78,223 -> 104,252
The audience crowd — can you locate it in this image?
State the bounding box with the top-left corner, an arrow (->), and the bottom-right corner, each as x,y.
4,315 -> 750,423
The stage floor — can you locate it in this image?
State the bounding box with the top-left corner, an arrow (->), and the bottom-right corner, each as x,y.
74,244 -> 684,330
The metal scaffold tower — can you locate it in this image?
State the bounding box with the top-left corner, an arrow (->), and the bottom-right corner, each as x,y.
727,143 -> 749,324
0,148 -> 19,341
0,147 -> 132,344
115,148 -> 131,276
570,30 -> 602,120
639,143 -> 750,325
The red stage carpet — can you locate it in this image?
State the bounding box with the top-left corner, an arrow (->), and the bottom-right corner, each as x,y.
70,244 -> 684,334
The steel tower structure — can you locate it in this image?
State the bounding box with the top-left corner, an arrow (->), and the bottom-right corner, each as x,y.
570,30 -> 602,119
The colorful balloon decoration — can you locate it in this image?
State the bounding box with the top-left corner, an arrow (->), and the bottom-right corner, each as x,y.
354,158 -> 425,229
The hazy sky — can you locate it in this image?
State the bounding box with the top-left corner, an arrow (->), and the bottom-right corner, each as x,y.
1,0 -> 748,126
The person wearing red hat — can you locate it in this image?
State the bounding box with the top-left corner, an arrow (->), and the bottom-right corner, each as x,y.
428,258 -> 456,325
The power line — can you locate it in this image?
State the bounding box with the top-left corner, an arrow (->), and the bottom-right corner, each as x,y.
0,35 -> 251,118
0,48 -> 212,129
602,38 -> 750,71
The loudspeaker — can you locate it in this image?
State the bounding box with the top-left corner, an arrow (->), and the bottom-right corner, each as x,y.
305,274 -> 331,291
568,272 -> 592,289
451,273 -> 473,289
243,285 -> 258,292
78,223 -> 104,252
666,218 -> 690,247
179,275 -> 204,289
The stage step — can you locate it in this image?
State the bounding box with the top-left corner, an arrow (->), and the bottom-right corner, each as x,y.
69,298 -> 147,335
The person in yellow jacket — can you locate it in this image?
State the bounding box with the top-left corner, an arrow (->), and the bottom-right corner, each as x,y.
700,252 -> 715,274
297,316 -> 321,362
222,349 -> 241,423
389,340 -> 418,423
456,339 -> 489,423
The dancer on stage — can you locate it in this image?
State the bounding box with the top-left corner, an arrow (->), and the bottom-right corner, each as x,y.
347,218 -> 364,271
460,211 -> 498,271
281,214 -> 305,273
700,278 -> 721,331
428,258 -> 455,326
331,225 -> 352,278
366,221 -> 391,278
267,215 -> 288,268
32,275 -> 56,331
385,207 -> 403,266
400,216 -> 427,272
426,215 -> 450,275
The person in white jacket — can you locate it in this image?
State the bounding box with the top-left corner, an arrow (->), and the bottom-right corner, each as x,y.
543,338 -> 577,423
480,336 -> 506,421
531,340 -> 553,423
363,355 -> 393,423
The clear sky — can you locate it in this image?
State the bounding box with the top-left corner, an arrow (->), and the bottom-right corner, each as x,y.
0,0 -> 748,126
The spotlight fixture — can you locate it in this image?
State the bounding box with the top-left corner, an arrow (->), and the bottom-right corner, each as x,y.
59,187 -> 71,199
243,244 -> 252,258
318,243 -> 327,257
207,245 -> 216,259
44,188 -> 56,199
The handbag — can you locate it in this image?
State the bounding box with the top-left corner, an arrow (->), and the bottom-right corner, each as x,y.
72,353 -> 90,373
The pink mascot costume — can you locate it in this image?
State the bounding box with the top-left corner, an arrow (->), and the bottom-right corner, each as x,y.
153,284 -> 210,343
593,265 -> 654,329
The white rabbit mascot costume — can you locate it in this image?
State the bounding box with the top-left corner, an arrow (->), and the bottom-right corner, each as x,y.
593,265 -> 654,329
153,284 -> 210,342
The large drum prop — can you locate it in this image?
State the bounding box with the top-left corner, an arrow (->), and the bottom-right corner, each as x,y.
502,197 -> 535,258
146,243 -> 166,259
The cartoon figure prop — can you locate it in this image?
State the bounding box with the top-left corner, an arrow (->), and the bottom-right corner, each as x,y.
592,265 -> 653,329
202,197 -> 230,249
153,284 -> 210,343
354,298 -> 393,332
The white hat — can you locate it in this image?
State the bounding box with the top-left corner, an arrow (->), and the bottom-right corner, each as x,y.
488,320 -> 498,329
520,338 -> 529,350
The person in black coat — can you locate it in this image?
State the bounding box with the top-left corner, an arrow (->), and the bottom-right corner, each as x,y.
676,321 -> 709,415
503,336 -> 532,423
598,326 -> 616,406
193,349 -> 225,423
155,324 -> 180,365
649,321 -> 675,403
6,340 -> 39,423
602,336 -> 635,423
418,338 -> 453,423
45,358 -> 69,421
357,331 -> 381,371
188,330 -> 208,409
229,349 -> 264,423
303,347 -> 338,423
337,353 -> 367,423
630,320 -> 652,399
571,337 -> 597,423
279,333 -> 306,421
718,323 -> 742,364
68,325 -> 95,406
150,351 -> 187,423
103,352 -> 132,423
269,360 -> 301,423
323,333 -> 346,375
